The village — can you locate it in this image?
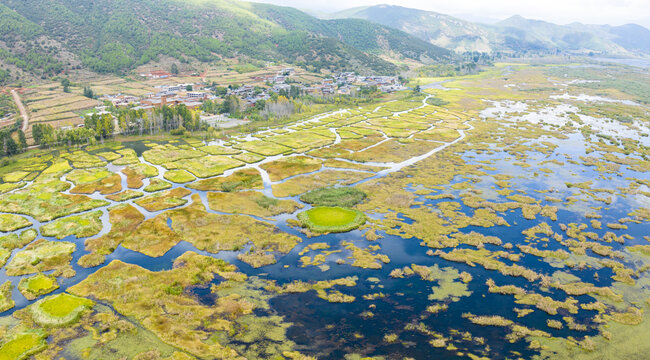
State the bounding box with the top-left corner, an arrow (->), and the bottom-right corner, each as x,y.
94,68 -> 405,127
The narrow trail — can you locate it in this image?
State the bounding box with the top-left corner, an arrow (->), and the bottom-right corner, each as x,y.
11,89 -> 29,132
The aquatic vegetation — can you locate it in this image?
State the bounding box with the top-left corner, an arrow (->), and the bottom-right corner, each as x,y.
299,187 -> 367,207
272,170 -> 373,197
266,130 -> 334,151
142,145 -> 204,165
63,151 -> 106,168
165,155 -> 244,178
18,273 -> 59,300
260,156 -> 322,181
233,152 -> 265,163
207,191 -> 302,218
0,214 -> 31,232
85,204 -> 144,257
71,172 -> 122,194
464,314 -> 513,327
298,207 -> 366,233
40,210 -> 103,239
5,239 -> 75,276
143,178 -> 172,192
135,187 -> 191,212
392,264 -> 471,301
189,168 -> 263,192
122,216 -> 182,257
200,145 -> 241,155
105,189 -> 144,201
70,252 -> 285,359
234,139 -> 292,156
237,250 -> 278,268
0,63 -> 647,359
0,281 -> 14,312
414,127 -> 461,142
486,279 -> 579,315
0,180 -> 108,222
163,169 -> 196,183
340,241 -> 389,269
29,293 -> 94,326
348,139 -> 440,163
113,148 -> 140,165
169,196 -> 300,257
434,249 -> 540,282
0,331 -> 47,360
0,229 -> 36,251
122,163 -> 158,188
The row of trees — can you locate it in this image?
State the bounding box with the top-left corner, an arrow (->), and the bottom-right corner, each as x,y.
0,129 -> 27,156
32,103 -> 206,149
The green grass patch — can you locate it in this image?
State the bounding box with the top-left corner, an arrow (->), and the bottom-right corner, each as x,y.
233,152 -> 266,164
105,190 -> 144,202
5,240 -> 75,276
143,178 -> 172,192
165,155 -> 244,178
298,206 -> 366,233
300,187 -> 367,207
18,273 -> 59,300
40,211 -> 103,239
0,331 -> 47,360
260,156 -> 323,182
188,168 -> 263,192
199,145 -> 241,155
0,281 -> 14,312
234,140 -> 292,156
0,214 -> 32,232
163,169 -> 196,184
30,293 -> 94,326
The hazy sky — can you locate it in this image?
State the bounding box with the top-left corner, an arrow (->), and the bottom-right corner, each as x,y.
252,0 -> 650,27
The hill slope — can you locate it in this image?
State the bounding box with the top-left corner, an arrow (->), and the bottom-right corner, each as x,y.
0,0 -> 451,83
331,4 -> 650,56
329,5 -> 499,53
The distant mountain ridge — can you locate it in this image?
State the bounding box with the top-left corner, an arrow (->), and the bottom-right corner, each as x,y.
328,4 -> 650,56
0,0 -> 451,83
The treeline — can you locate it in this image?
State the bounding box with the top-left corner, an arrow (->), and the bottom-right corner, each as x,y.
0,119 -> 27,157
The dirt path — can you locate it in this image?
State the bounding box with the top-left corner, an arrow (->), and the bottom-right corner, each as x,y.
11,89 -> 29,132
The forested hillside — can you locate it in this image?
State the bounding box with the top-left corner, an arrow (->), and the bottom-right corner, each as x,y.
0,0 -> 451,83
330,4 -> 650,56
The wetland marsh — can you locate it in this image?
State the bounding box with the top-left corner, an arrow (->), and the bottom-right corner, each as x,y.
0,62 -> 649,360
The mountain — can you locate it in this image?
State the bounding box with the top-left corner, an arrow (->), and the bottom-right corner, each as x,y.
330,4 -> 650,56
0,0 -> 451,83
328,5 -> 499,53
496,15 -> 627,54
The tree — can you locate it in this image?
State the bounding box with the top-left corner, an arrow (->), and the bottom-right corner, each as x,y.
186,84 -> 193,91
4,136 -> 17,155
214,86 -> 228,97
413,85 -> 421,93
83,86 -> 94,99
32,123 -> 54,147
17,130 -> 27,151
171,63 -> 179,75
61,78 -> 71,93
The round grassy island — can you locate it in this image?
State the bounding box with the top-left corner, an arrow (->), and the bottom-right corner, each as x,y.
298,206 -> 366,233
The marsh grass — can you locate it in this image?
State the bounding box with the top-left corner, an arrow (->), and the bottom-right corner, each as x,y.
299,187 -> 367,207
